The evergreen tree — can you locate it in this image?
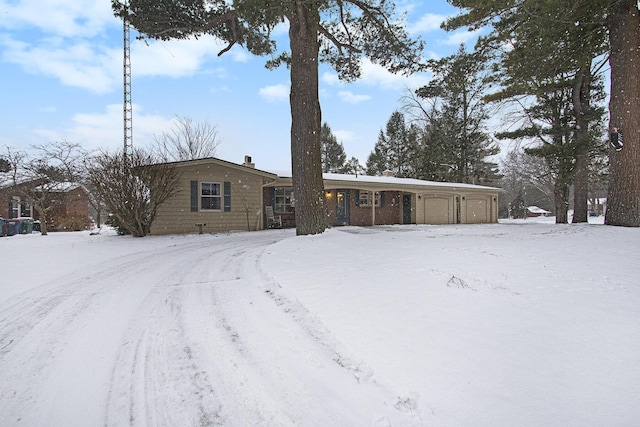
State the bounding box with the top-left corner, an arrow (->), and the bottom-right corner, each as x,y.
445,0 -> 640,226
366,111 -> 412,177
320,123 -> 347,173
113,0 -> 425,235
344,157 -> 365,175
497,81 -> 578,223
414,45 -> 499,184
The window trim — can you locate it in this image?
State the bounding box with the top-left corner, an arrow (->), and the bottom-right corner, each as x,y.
200,182 -> 222,211
274,187 -> 294,213
359,191 -> 381,207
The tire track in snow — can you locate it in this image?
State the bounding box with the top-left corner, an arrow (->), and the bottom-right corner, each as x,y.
0,233 -> 280,426
1,230 -> 422,426
103,233 -> 292,426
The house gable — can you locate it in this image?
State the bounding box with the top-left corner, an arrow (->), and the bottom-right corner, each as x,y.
150,157 -> 277,235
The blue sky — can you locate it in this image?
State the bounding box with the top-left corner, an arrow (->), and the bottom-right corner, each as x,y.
0,0 -> 480,171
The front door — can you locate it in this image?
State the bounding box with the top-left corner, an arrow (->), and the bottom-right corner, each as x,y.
403,194 -> 412,224
336,190 -> 349,225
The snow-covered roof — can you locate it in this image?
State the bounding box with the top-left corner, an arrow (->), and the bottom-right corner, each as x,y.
267,171 -> 501,193
527,206 -> 552,214
36,182 -> 86,192
18,181 -> 88,193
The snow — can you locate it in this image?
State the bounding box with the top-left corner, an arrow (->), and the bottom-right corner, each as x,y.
271,171 -> 501,191
527,205 -> 552,214
1,216 -> 639,426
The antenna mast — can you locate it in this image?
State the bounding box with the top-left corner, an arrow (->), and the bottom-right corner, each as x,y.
123,0 -> 133,156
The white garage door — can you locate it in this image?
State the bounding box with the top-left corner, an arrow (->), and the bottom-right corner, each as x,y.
424,196 -> 451,224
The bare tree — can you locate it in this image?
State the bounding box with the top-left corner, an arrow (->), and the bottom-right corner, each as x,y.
10,141 -> 87,235
153,116 -> 222,162
499,148 -> 554,218
87,149 -> 181,237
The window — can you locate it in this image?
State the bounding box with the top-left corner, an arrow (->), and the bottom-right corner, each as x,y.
10,196 -> 32,218
201,182 -> 221,211
359,191 -> 380,207
274,187 -> 294,213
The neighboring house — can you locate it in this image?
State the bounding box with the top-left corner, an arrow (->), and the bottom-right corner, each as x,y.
587,198 -> 606,216
0,179 -> 91,231
151,156 -> 501,235
526,206 -> 552,217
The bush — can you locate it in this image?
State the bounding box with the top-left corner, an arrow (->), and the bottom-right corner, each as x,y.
105,214 -> 130,235
56,215 -> 91,232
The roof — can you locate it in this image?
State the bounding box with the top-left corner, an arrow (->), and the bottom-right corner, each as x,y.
36,182 -> 89,193
527,206 -> 552,214
1,178 -> 88,193
157,157 -> 277,179
148,156 -> 502,194
266,172 -> 502,194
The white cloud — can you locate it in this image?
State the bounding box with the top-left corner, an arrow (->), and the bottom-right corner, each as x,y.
333,130 -> 357,144
0,0 -> 117,37
1,36 -> 121,94
321,72 -> 341,86
322,59 -> 430,92
131,36 -> 223,78
258,84 -> 289,102
408,13 -> 448,34
229,46 -> 251,63
442,29 -> 482,46
0,30 -> 230,94
29,104 -> 176,152
338,91 -> 371,104
359,59 -> 431,90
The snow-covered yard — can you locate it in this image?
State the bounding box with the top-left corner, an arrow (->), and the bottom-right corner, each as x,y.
1,217 -> 638,426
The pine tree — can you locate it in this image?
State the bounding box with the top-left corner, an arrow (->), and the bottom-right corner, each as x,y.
344,157 -> 365,175
113,0 -> 425,235
445,0 -> 640,225
320,123 -> 347,173
366,111 -> 412,177
414,45 -> 499,184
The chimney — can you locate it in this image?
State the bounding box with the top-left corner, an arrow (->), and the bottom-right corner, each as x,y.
382,169 -> 394,177
243,155 -> 255,168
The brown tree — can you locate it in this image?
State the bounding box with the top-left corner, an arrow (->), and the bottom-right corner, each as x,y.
606,0 -> 640,226
112,0 -> 425,235
87,149 -> 181,237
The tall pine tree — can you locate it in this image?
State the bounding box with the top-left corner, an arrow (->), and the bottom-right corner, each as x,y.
414,45 -> 499,184
445,0 -> 640,226
366,111 -> 412,177
113,0 -> 425,235
320,123 -> 348,173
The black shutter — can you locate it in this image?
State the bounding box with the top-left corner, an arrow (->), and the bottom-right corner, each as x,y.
380,191 -> 385,207
355,190 -> 360,207
190,180 -> 198,212
224,182 -> 231,212
269,187 -> 275,207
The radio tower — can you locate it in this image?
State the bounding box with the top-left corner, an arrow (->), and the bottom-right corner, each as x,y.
122,0 -> 133,156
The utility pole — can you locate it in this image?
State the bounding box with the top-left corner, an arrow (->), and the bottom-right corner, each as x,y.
122,0 -> 133,156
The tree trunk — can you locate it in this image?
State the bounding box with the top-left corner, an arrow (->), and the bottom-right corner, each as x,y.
39,211 -> 48,236
287,3 -> 326,235
571,66 -> 592,223
605,0 -> 640,226
554,178 -> 570,224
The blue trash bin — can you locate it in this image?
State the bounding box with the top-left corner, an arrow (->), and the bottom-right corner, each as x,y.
7,219 -> 21,236
0,218 -> 7,237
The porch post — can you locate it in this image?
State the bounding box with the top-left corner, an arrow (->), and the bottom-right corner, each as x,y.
372,195 -> 375,226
